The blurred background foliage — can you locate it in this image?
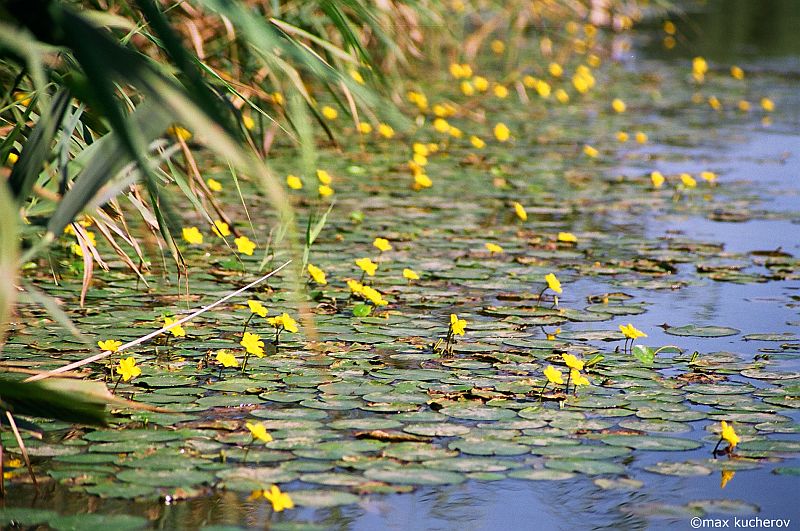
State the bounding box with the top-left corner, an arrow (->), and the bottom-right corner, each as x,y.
0,0 -> 649,337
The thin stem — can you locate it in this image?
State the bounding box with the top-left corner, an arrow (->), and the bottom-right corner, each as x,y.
538,382 -> 548,401
242,313 -> 254,335
534,287 -> 547,308
112,375 -> 122,392
242,351 -> 250,372
243,440 -> 253,463
712,437 -> 723,456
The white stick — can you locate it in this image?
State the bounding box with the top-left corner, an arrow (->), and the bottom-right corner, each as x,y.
24,260 -> 292,382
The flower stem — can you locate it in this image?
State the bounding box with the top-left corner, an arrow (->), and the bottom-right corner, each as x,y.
534,287 -> 547,308
242,314 -> 253,335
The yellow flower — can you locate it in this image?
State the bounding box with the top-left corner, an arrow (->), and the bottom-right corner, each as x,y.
522,75 -> 537,88
117,357 -> 141,382
212,220 -> 230,237
433,118 -> 450,133
473,76 -> 489,92
485,243 -> 504,254
663,20 -> 676,34
206,178 -> 223,192
347,279 -> 366,295
616,131 -> 629,143
493,85 -> 508,99
182,227 -> 203,245
720,421 -> 740,449
316,169 -> 332,185
619,323 -> 647,340
583,145 -> 599,158
730,65 -> 744,80
570,369 -> 590,387
611,98 -> 626,113
545,273 -> 562,294
321,106 -> 338,120
543,365 -> 564,385
693,56 -> 708,79
403,268 -> 420,281
307,264 -> 327,285
494,123 -> 510,142
248,300 -> 268,318
263,485 -> 294,512
13,92 -> 31,106
412,143 -> 429,156
738,100 -> 751,112
448,126 -> 462,138
318,184 -> 334,197
98,339 -> 122,352
651,171 -> 665,188
761,98 -> 775,112
245,421 -> 272,443
490,39 -> 505,54
357,122 -> 373,134
460,80 -> 475,96
350,69 -> 365,85
6,152 -> 18,165
414,173 -> 432,189
557,232 -> 577,243
164,316 -> 186,337
373,238 -> 392,252
450,314 -> 467,336
701,171 -> 717,184
378,123 -> 395,138
548,62 -> 563,78
536,80 -> 551,98
555,89 -> 570,104
562,353 -> 584,371
708,96 -> 722,111
635,131 -> 648,144
268,313 -> 299,333
448,63 -> 472,79
286,175 -> 303,190
680,173 -> 697,188
216,350 -> 238,368
413,153 -> 428,166
355,257 -> 378,276
240,332 -> 265,357
407,91 -> 428,111
241,115 -> 255,131
235,235 -> 256,256
272,92 -> 284,105
362,285 -> 388,306
513,202 -> 527,221
167,125 -> 192,141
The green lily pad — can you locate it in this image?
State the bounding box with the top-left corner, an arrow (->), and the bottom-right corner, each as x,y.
363,467 -> 466,485
644,461 -> 713,476
545,458 -> 625,475
595,434 -> 703,451
448,439 -> 530,456
283,489 -> 360,507
664,325 -> 740,337
507,468 -> 576,481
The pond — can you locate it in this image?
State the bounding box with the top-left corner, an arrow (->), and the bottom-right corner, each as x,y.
2,1 -> 799,529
